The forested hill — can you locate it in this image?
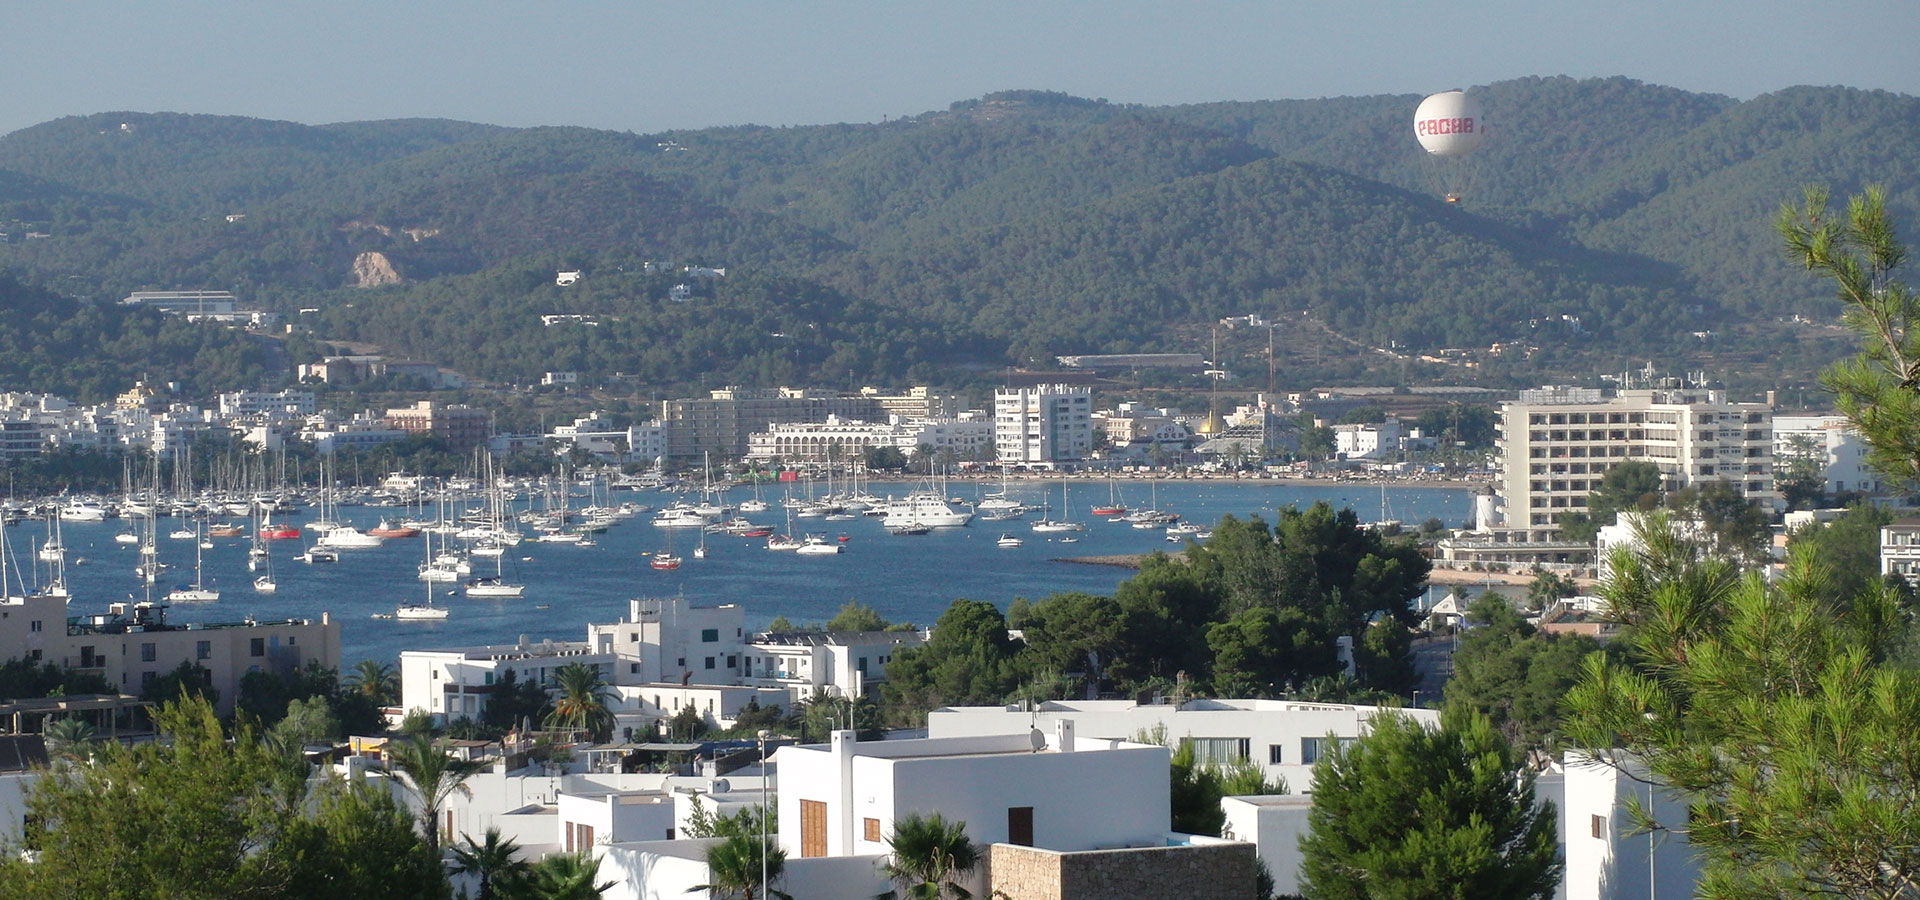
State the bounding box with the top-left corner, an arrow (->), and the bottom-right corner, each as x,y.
0,78 -> 1913,396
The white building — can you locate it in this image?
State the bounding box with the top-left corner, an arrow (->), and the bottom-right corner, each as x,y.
596,725 -> 1255,900
744,414 -> 992,464
1772,414 -> 1883,496
626,421 -> 669,463
1881,519 -> 1920,587
994,384 -> 1093,468
1562,755 -> 1701,900
1332,419 -> 1406,460
745,631 -> 922,702
927,698 -> 1439,792
401,598 -> 914,735
1495,384 -> 1776,536
217,389 -> 316,419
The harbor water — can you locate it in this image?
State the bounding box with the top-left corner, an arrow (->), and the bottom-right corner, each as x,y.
18,481 -> 1472,668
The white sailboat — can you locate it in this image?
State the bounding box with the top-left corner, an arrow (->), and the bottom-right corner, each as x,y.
465,544 -> 526,598
166,521 -> 220,602
395,540 -> 450,619
1030,482 -> 1086,532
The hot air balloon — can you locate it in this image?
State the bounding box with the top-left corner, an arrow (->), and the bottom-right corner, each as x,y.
1414,90 -> 1485,202
1414,90 -> 1485,157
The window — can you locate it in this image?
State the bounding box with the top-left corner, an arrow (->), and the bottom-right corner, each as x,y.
196,640 -> 211,661
701,628 -> 719,643
1181,737 -> 1250,766
704,657 -> 715,669
29,620 -> 41,633
1591,814 -> 1607,839
1301,737 -> 1325,765
1268,744 -> 1285,765
250,638 -> 266,657
1007,807 -> 1034,847
630,663 -> 640,674
726,655 -> 737,669
864,817 -> 882,842
140,642 -> 156,662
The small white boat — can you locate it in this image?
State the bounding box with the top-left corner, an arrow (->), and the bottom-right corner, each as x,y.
253,576 -> 278,594
394,603 -> 450,620
316,526 -> 384,549
464,576 -> 526,598
794,534 -> 842,555
996,534 -> 1024,548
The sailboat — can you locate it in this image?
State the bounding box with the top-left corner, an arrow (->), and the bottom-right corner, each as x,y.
253,541 -> 278,594
1031,482 -> 1086,532
465,544 -> 526,597
37,510 -> 66,563
692,524 -> 708,560
650,514 -> 687,570
1091,478 -> 1129,517
395,539 -> 451,619
166,521 -> 220,602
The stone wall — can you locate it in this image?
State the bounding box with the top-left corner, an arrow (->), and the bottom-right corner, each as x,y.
990,841 -> 1257,900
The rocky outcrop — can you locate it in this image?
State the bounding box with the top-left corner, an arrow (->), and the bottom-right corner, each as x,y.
351,251 -> 403,287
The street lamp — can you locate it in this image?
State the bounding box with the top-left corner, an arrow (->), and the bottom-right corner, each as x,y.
757,729 -> 771,896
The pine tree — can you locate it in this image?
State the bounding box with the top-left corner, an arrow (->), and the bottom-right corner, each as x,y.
1298,708 -> 1560,900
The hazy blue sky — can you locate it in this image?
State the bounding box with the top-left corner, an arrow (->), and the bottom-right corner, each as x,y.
9,1 -> 1915,137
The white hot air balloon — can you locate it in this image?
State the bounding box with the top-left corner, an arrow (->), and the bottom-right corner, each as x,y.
1413,90 -> 1486,158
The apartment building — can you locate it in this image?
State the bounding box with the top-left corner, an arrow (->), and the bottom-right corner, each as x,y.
994,384 -> 1094,468
743,414 -> 993,463
0,592 -> 339,717
663,387 -> 879,460
1773,414 -> 1884,496
1494,385 -> 1776,535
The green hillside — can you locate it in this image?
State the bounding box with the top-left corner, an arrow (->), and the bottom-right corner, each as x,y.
0,77 -> 1913,398
0,270 -> 266,401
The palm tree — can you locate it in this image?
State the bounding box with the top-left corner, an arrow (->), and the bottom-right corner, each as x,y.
387,733 -> 486,855
524,852 -> 615,900
451,827 -> 530,900
690,833 -> 791,900
346,659 -> 400,706
545,662 -> 615,743
42,716 -> 98,764
876,813 -> 981,900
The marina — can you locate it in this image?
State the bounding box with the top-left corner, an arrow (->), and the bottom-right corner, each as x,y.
8,479 -> 1472,668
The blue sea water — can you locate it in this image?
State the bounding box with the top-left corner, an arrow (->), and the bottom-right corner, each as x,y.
22,481 -> 1471,669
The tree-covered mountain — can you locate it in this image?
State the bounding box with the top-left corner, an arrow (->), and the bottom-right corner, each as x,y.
0,77 -> 1913,398
0,270 -> 266,401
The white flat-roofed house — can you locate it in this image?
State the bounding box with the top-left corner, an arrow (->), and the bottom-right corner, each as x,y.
743,630 -> 924,703
401,637 -> 611,723
595,724 -> 1256,900
927,697 -> 1439,792
1562,754 -> 1701,900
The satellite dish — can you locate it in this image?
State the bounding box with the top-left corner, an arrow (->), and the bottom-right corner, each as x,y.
711,778 -> 730,793
1029,727 -> 1046,753
1413,90 -> 1486,158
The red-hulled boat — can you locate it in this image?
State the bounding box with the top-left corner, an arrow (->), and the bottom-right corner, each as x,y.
260,523 -> 302,540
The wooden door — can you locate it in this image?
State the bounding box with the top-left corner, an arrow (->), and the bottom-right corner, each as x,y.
801,799 -> 828,857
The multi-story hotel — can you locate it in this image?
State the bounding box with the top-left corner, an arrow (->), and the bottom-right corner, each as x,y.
1494,385 -> 1776,534
993,384 -> 1094,468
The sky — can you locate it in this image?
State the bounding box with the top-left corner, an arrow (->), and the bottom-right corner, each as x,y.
7,1 -> 1917,138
